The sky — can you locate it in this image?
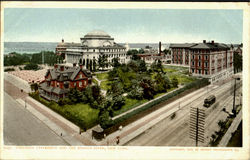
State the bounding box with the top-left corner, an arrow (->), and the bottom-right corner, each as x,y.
4,8 -> 243,44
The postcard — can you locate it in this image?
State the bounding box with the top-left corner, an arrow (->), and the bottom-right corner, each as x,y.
0,1 -> 249,160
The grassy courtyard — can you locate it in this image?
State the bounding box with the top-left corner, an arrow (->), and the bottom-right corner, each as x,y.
36,96 -> 99,130
96,72 -> 108,80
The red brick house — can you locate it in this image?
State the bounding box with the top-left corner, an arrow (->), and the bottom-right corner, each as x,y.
39,64 -> 92,102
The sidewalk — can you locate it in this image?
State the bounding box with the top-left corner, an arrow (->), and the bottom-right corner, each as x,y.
218,110 -> 242,147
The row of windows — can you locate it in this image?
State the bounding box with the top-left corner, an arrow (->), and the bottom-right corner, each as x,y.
83,48 -> 126,53
191,55 -> 209,60
191,61 -> 209,67
191,69 -> 209,75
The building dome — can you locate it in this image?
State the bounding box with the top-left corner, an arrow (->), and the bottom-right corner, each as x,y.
84,30 -> 111,38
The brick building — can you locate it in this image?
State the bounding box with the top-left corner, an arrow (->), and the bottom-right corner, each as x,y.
39,64 -> 92,102
169,43 -> 196,66
170,40 -> 234,82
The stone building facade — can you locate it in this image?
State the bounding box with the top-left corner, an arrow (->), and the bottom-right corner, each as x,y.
56,30 -> 130,70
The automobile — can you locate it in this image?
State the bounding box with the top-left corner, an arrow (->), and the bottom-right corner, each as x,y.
203,95 -> 216,107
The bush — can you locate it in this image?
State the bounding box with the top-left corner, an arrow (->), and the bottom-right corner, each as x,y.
24,63 -> 39,70
99,111 -> 113,129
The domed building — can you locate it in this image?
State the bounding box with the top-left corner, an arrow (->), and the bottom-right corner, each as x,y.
56,30 -> 130,70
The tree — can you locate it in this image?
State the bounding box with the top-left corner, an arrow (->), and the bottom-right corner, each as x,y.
172,77 -> 179,88
138,60 -> 147,72
140,77 -> 155,99
154,73 -> 167,93
107,82 -> 124,97
98,54 -> 108,70
127,49 -> 138,55
112,95 -> 125,110
150,60 -> 164,73
99,111 -> 113,129
138,48 -> 145,54
30,83 -> 39,91
68,88 -> 83,104
233,52 -> 242,73
111,57 -> 121,68
4,52 -> 30,66
128,79 -> 144,100
24,63 -> 39,70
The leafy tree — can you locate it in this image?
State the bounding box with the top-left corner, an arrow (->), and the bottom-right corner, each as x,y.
233,52 -> 242,73
111,57 -> 121,68
108,68 -> 119,81
99,111 -> 113,129
140,77 -> 155,99
172,77 -> 179,88
150,60 -> 164,73
4,52 -> 30,66
24,63 -> 39,70
30,83 -> 39,91
127,60 -> 139,72
112,95 -> 125,110
107,82 -> 124,97
127,49 -> 139,55
68,88 -> 83,104
138,48 -> 145,54
138,60 -> 147,72
154,73 -> 167,93
128,79 -> 144,100
98,54 -> 108,70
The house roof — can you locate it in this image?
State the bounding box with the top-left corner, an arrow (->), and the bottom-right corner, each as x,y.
39,82 -> 69,94
45,65 -> 92,81
170,42 -> 230,50
169,43 -> 196,48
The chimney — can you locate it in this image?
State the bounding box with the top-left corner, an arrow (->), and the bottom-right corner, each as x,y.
73,63 -> 76,67
54,64 -> 58,69
212,40 -> 214,44
203,40 -> 206,43
60,66 -> 64,71
159,41 -> 161,55
62,38 -> 64,43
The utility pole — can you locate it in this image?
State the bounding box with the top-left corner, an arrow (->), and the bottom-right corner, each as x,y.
190,107 -> 205,146
232,77 -> 238,116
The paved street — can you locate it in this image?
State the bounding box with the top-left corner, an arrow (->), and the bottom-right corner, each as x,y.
125,78 -> 242,146
3,92 -> 69,146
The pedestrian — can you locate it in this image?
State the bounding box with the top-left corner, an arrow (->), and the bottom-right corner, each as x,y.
116,136 -> 120,145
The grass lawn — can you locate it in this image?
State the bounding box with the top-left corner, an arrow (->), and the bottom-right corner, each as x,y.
39,97 -> 99,129
113,98 -> 148,117
100,80 -> 111,90
96,72 -> 108,80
